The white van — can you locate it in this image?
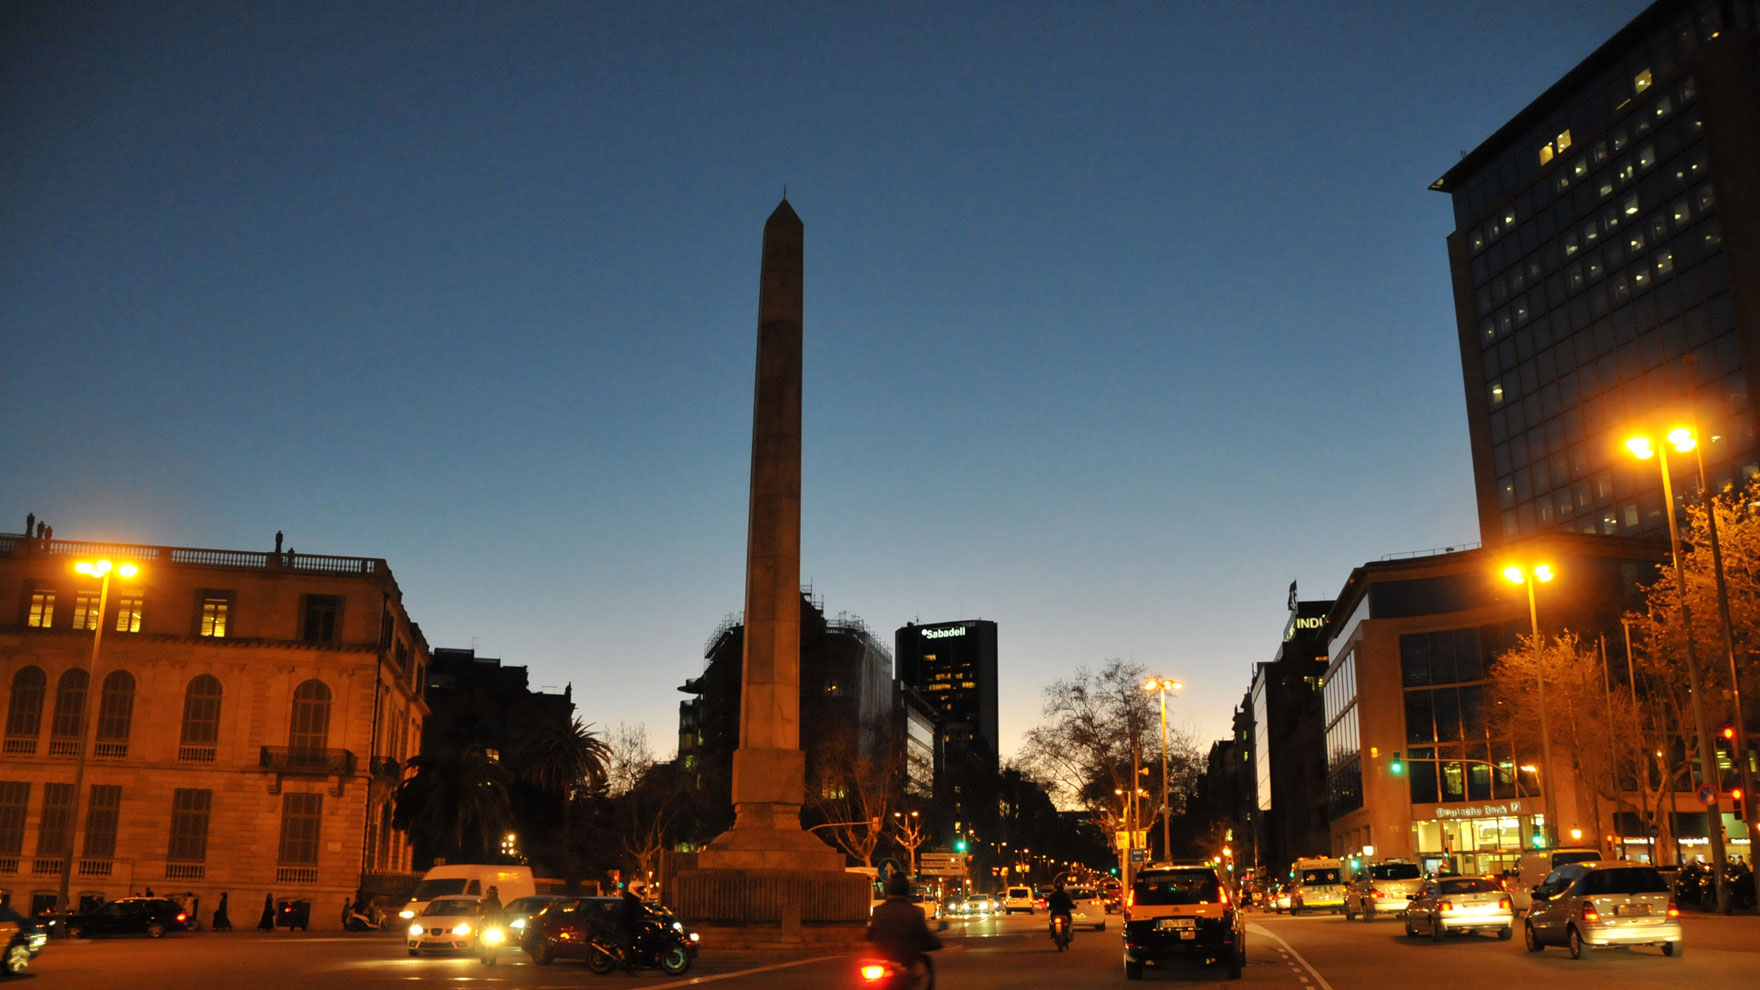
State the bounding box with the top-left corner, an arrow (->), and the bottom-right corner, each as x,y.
1507,847 -> 1601,914
398,865 -> 537,920
1289,856 -> 1346,914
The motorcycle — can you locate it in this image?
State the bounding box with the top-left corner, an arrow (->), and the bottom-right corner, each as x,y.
585,914 -> 697,976
477,922 -> 507,966
1049,913 -> 1071,951
344,903 -> 388,932
856,954 -> 935,990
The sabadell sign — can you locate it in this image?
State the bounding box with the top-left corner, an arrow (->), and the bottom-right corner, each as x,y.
921,627 -> 968,640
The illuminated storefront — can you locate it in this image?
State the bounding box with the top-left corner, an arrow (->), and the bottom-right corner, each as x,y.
1410,801 -> 1544,876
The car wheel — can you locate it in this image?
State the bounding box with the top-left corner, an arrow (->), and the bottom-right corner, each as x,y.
1363,903 -> 1374,923
1343,901 -> 1354,921
1662,940 -> 1680,957
1430,915 -> 1444,942
1567,926 -> 1589,960
659,946 -> 691,975
1498,926 -> 1512,941
1095,921 -> 1105,931
528,940 -> 552,965
1124,960 -> 1143,981
6,941 -> 31,975
146,923 -> 165,939
1225,946 -> 1243,980
1524,921 -> 1543,953
407,950 -> 420,957
1404,914 -> 1416,937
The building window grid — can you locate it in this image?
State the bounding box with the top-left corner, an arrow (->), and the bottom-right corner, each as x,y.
81,785 -> 122,859
49,670 -> 88,749
277,793 -> 323,866
4,668 -> 47,749
114,597 -> 143,633
26,592 -> 53,629
72,591 -> 102,631
167,789 -> 212,864
35,783 -> 74,858
95,671 -> 135,755
0,783 -> 28,858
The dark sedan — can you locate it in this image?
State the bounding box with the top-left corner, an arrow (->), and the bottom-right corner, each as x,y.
522,896 -> 623,965
64,898 -> 189,939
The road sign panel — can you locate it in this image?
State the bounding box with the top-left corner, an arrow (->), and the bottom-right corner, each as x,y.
1697,784 -> 1719,806
919,853 -> 967,876
1129,848 -> 1147,864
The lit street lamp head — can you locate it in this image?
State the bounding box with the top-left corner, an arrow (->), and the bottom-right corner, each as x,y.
1625,428 -> 1695,460
1502,563 -> 1553,584
74,559 -> 137,579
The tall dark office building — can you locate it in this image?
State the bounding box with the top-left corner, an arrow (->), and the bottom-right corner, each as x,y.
1433,0 -> 1760,546
894,620 -> 999,768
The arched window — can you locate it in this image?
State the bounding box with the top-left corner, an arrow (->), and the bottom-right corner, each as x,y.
94,671 -> 135,757
49,669 -> 88,755
288,680 -> 331,755
179,675 -> 223,762
3,667 -> 47,754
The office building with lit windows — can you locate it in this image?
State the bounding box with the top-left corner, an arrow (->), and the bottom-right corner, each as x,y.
0,528 -> 427,923
1433,0 -> 1760,546
894,620 -> 999,841
1249,586 -> 1332,873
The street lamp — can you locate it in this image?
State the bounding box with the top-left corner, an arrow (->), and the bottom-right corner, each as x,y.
892,810 -> 924,878
1143,677 -> 1184,863
58,559 -> 140,916
1627,425 -> 1731,911
1503,562 -> 1560,849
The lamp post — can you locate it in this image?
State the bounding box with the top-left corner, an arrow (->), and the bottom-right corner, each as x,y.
1503,562 -> 1560,849
1143,677 -> 1183,863
892,810 -> 924,878
1626,428 -> 1729,912
58,558 -> 139,917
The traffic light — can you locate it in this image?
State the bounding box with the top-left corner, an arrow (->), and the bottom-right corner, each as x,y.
1530,827 -> 1546,849
954,838 -> 967,853
1724,726 -> 1737,741
1389,752 -> 1404,775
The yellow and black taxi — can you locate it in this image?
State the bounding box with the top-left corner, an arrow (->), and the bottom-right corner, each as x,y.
1122,864 -> 1244,981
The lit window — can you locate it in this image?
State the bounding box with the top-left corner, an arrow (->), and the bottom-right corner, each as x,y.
1634,69 -> 1652,93
1638,144 -> 1655,170
1623,195 -> 1640,216
27,592 -> 54,629
200,597 -> 229,638
1654,251 -> 1674,277
1555,129 -> 1572,152
1489,383 -> 1504,405
1539,143 -> 1555,166
72,592 -> 101,631
114,597 -> 143,633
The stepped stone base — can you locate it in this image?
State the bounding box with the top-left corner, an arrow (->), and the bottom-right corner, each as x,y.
672,858 -> 871,952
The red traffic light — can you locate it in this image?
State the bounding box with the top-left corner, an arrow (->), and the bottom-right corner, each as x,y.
1723,726 -> 1737,740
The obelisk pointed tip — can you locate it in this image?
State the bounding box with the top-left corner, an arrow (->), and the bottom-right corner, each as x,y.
767,196 -> 800,228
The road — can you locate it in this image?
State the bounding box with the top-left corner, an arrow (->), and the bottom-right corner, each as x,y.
20,907 -> 1758,988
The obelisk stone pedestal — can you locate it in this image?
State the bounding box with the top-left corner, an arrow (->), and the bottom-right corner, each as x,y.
669,200 -> 868,947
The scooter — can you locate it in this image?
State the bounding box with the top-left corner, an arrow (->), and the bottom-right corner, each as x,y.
477,922 -> 507,966
856,954 -> 935,990
1049,913 -> 1071,951
344,903 -> 387,931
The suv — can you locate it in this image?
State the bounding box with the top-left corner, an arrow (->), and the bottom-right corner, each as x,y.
1524,861 -> 1682,959
1122,864 -> 1243,981
1344,861 -> 1423,921
63,898 -> 190,939
1001,886 -> 1035,915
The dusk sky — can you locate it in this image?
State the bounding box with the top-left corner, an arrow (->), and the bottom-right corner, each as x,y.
3,1 -> 1652,766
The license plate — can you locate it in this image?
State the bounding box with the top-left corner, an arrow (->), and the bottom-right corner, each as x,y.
1616,904 -> 1651,916
1156,918 -> 1195,930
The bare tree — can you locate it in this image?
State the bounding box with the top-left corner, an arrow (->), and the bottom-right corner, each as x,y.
605,722 -> 655,797
807,722 -> 897,866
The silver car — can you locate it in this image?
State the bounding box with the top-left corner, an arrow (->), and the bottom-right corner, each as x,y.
1345,861 -> 1423,921
1403,876 -> 1514,940
1523,861 -> 1682,959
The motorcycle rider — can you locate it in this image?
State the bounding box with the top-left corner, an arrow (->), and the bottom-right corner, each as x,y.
867,873 -> 942,969
1046,880 -> 1076,943
616,879 -> 651,964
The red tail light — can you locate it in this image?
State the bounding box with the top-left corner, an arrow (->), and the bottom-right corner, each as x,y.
1125,889 -> 1134,908
1498,897 -> 1511,911
1438,900 -> 1454,913
1580,900 -> 1599,923
1371,889 -> 1383,899
1218,885 -> 1229,905
859,963 -> 889,982
1666,899 -> 1680,918
176,912 -> 187,923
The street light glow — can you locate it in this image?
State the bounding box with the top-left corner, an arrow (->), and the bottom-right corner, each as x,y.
1503,563 -> 1553,584
1667,427 -> 1695,452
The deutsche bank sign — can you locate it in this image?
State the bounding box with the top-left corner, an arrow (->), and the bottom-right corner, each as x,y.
922,627 -> 967,640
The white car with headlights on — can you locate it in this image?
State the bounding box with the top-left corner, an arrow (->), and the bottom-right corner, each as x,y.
406,896 -> 488,956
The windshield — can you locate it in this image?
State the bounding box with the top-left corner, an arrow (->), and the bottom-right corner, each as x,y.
1438,878 -> 1500,894
1133,870 -> 1222,906
413,879 -> 469,900
1578,868 -> 1668,895
421,898 -> 480,917
1551,851 -> 1599,869
1369,864 -> 1421,881
1301,869 -> 1341,885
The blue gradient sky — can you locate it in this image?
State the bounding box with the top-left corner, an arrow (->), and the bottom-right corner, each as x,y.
2,1 -> 1650,760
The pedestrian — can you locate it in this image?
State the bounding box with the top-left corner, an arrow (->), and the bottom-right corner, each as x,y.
212,892 -> 231,931
144,886 -> 154,897
258,893 -> 275,931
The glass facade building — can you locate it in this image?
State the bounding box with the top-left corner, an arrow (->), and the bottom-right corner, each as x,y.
1434,0 -> 1760,545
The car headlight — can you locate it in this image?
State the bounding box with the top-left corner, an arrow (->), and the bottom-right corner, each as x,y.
399,909 -> 416,920
672,922 -> 683,932
451,923 -> 473,936
408,923 -> 424,937
688,932 -> 699,942
510,918 -> 525,930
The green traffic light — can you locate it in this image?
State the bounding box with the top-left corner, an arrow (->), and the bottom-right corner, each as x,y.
955,839 -> 967,853
1390,751 -> 1403,775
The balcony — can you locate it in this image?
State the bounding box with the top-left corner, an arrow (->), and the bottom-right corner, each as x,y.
260,747 -> 355,776
94,742 -> 127,759
32,858 -> 63,875
2,738 -> 34,755
77,859 -> 113,878
0,534 -> 387,578
178,744 -> 217,763
276,866 -> 319,884
165,863 -> 205,881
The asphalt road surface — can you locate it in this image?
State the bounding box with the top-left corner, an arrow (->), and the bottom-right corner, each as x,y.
20,906 -> 1758,988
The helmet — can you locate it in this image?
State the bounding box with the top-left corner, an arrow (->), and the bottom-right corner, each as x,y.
886,874 -> 911,897
626,880 -> 648,898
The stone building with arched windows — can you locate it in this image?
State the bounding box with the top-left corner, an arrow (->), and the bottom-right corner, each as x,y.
0,527 -> 429,925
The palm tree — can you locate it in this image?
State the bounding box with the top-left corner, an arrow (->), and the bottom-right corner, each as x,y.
512,717 -> 611,839
392,746 -> 513,863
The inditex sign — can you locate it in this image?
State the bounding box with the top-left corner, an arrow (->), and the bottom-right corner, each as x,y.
921,627 -> 968,640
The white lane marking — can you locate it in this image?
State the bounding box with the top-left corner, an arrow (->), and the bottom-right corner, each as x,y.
1249,923 -> 1335,990
614,954 -> 836,989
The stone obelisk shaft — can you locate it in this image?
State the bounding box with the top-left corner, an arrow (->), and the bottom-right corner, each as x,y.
729,199 -> 808,835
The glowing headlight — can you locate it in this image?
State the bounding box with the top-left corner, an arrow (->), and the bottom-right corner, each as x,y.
399,909 -> 415,920
408,923 -> 424,937
510,918 -> 525,930
481,927 -> 505,945
451,922 -> 473,936
672,922 -> 683,932
688,932 -> 699,942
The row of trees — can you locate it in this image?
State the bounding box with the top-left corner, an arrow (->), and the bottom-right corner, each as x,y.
1485,487 -> 1758,859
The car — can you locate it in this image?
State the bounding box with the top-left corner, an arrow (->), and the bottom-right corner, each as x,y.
0,904 -> 46,975
405,896 -> 489,956
63,897 -> 190,939
1001,886 -> 1035,914
1507,847 -> 1601,913
1067,888 -> 1107,931
1523,861 -> 1682,959
1344,861 -> 1423,921
1403,876 -> 1514,940
1288,857 -> 1345,914
1270,883 -> 1292,913
959,893 -> 994,917
502,895 -> 568,937
1122,863 -> 1244,981
522,896 -> 699,967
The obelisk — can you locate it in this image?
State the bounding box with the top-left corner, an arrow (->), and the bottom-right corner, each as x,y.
674,201 -> 863,943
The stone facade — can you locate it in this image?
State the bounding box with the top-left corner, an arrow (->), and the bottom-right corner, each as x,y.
0,531 -> 428,926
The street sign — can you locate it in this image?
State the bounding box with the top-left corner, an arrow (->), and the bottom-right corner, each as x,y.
1129,848 -> 1147,865
919,853 -> 967,876
877,858 -> 901,880
1114,829 -> 1147,850
1697,784 -> 1719,806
